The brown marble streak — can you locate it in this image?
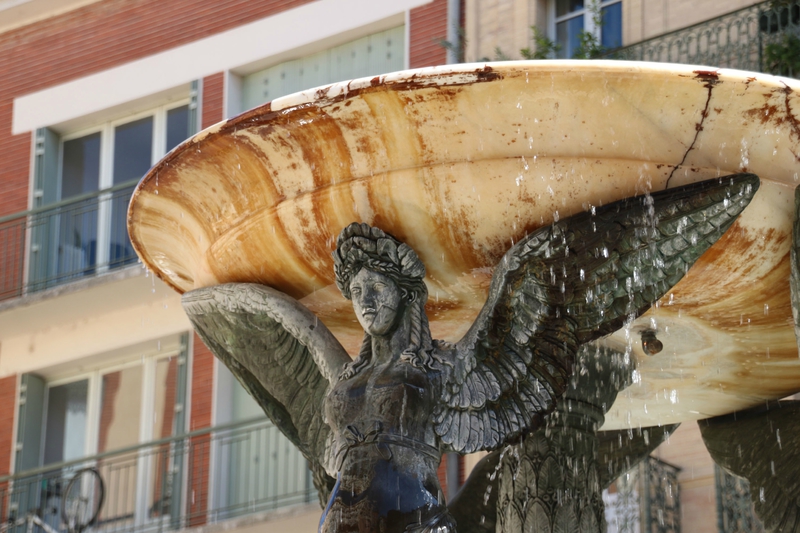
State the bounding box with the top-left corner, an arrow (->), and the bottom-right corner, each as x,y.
129,61 -> 800,428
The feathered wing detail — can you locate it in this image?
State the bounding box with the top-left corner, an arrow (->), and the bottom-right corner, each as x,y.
596,424 -> 680,488
436,174 -> 760,454
700,401 -> 800,532
792,186 -> 800,346
182,283 -> 352,504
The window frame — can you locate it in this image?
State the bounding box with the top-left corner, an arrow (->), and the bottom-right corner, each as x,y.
548,0 -> 622,58
39,345 -> 186,529
41,347 -> 184,465
53,99 -> 191,276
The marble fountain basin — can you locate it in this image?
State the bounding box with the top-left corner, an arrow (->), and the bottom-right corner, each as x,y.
128,60 -> 800,430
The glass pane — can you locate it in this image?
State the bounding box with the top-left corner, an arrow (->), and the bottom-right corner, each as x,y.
148,357 -> 179,519
110,116 -> 152,268
557,15 -> 584,58
108,183 -> 137,268
166,105 -> 190,152
601,2 -> 623,49
151,357 -> 178,439
96,366 -> 142,529
98,366 -> 143,453
44,380 -> 88,464
62,133 -> 100,199
57,195 -> 98,279
113,116 -> 153,184
556,0 -> 584,18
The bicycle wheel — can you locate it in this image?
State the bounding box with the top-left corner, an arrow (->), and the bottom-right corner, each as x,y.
61,468 -> 104,533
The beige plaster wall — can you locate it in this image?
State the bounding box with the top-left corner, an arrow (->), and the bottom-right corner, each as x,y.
465,0 -> 540,61
189,505 -> 321,533
0,271 -> 190,379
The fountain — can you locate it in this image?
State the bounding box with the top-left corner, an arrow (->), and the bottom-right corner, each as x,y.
128,60 -> 800,532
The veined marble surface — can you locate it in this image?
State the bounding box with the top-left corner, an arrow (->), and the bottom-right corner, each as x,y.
128,60 -> 800,429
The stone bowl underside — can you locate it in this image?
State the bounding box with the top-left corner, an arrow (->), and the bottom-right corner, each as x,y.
129,60 -> 800,430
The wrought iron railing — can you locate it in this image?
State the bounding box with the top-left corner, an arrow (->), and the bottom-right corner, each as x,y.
0,417 -> 315,533
0,179 -> 140,303
608,456 -> 681,533
602,0 -> 800,76
715,466 -> 765,533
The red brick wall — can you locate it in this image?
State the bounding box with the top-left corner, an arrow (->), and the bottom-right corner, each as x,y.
190,333 -> 214,431
0,375 -> 16,523
0,375 -> 16,477
188,334 -> 214,525
0,0 -> 447,219
409,0 -> 449,68
201,73 -> 225,130
0,0 -> 312,218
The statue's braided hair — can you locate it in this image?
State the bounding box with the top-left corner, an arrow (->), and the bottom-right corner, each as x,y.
332,223 -> 433,378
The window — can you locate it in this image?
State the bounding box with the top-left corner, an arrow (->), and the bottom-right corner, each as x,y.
552,0 -> 622,58
40,350 -> 186,461
29,98 -> 195,292
13,338 -> 189,530
241,25 -> 405,110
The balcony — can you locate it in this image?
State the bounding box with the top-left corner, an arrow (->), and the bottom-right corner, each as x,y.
603,0 -> 800,77
0,180 -> 139,303
0,417 -> 317,533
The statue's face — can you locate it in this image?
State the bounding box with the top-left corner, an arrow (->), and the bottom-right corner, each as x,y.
350,268 -> 403,337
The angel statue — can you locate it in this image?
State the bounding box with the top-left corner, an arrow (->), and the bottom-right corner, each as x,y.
183,174 -> 758,533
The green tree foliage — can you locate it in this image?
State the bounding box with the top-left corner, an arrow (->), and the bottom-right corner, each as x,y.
572,0 -> 606,59
765,33 -> 800,77
520,27 -> 561,59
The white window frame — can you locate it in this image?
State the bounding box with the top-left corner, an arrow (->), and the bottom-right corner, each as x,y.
548,0 -> 622,58
42,348 -> 183,459
55,99 -> 190,273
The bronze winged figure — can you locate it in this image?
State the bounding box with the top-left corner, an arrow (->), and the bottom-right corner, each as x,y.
182,174 -> 759,533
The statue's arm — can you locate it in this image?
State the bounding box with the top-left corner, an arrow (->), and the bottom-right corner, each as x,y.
182,283 -> 351,503
183,283 -> 351,385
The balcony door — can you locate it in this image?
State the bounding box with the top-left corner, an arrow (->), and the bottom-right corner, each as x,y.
23,342 -> 189,530
28,101 -> 192,292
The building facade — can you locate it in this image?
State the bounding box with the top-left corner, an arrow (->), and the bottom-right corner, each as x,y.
1,0 -> 796,532
0,1 -> 452,531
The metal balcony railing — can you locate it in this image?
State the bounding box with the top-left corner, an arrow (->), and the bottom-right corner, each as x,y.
0,418 -> 316,533
602,0 -> 800,77
0,179 -> 140,303
608,456 -> 681,533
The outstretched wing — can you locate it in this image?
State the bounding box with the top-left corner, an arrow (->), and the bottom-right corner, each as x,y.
182,283 -> 352,502
436,174 -> 760,454
700,401 -> 800,532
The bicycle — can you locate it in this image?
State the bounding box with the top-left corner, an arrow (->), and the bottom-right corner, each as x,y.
1,467 -> 105,533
